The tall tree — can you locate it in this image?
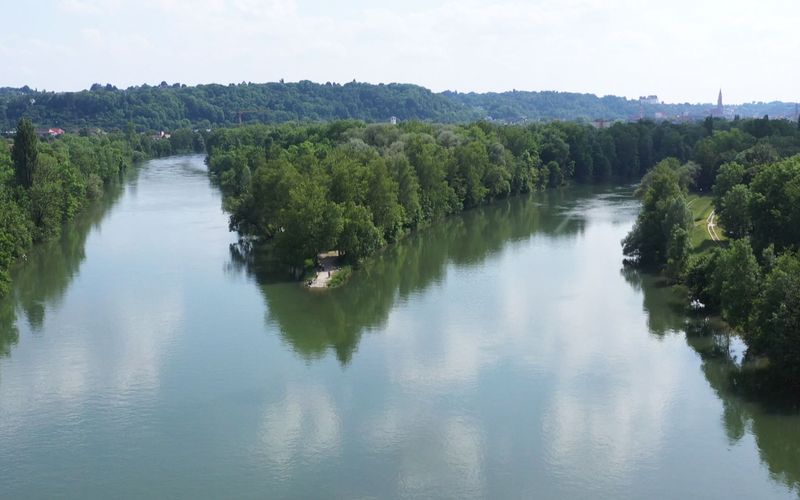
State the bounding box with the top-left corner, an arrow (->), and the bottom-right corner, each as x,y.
11,118 -> 38,188
712,239 -> 761,328
719,184 -> 752,238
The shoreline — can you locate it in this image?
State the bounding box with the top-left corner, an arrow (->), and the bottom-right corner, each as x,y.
307,251 -> 341,288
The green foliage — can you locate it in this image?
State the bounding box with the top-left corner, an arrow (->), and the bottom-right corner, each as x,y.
0,131 -> 135,297
273,179 -> 343,267
719,184 -> 752,238
339,202 -> 383,262
11,118 -> 38,188
712,161 -> 745,206
694,128 -> 756,190
748,155 -> 800,252
749,253 -> 800,378
686,154 -> 800,386
712,239 -> 761,328
0,82 -> 477,130
623,159 -> 692,266
685,251 -> 719,308
327,265 -> 352,288
3,82 -> 799,131
665,225 -> 690,281
215,120 -> 689,269
208,119 -> 800,288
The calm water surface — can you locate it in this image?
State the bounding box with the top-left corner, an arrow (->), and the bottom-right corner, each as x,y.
0,155 -> 798,499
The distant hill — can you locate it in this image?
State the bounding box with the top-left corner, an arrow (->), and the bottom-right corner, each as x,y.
446,90 -> 798,123
0,81 -> 477,131
444,90 -> 640,121
0,81 -> 796,131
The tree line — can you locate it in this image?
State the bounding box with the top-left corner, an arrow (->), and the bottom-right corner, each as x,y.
3,81 -> 797,131
205,116 -> 799,273
0,118 -> 191,296
0,82 -> 475,131
622,116 -> 800,391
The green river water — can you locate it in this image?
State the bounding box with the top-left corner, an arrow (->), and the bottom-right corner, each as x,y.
0,155 -> 798,499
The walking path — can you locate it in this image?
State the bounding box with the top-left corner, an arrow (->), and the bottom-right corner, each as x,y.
308,251 -> 341,288
707,210 -> 721,242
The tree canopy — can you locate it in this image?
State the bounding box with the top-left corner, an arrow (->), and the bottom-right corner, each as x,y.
3,82 -> 798,131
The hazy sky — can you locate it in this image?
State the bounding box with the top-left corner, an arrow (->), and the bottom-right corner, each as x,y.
2,0 -> 798,103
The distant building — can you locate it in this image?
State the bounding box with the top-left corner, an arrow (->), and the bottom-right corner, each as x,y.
710,89 -> 724,117
151,130 -> 171,140
35,128 -> 65,138
389,116 -> 398,125
638,95 -> 659,105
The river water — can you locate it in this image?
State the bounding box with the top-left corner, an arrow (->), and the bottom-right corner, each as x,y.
0,155 -> 797,499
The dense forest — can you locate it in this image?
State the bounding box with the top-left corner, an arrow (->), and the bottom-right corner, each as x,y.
0,120 -> 205,296
0,82 -> 476,131
0,120 -> 132,295
622,117 -> 800,391
1,81 -> 797,131
204,116 -> 797,268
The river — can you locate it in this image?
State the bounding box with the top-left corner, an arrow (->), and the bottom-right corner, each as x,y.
0,155 -> 797,499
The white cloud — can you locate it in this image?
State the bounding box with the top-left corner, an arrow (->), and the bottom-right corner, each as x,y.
3,0 -> 800,101
257,383 -> 341,475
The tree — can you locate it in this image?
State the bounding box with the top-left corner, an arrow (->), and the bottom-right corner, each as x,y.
665,225 -> 690,280
11,118 -> 38,188
0,188 -> 32,295
511,150 -> 538,193
685,251 -> 719,308
748,155 -> 800,252
623,159 -> 691,266
703,116 -> 714,136
387,154 -> 422,227
712,162 -> 745,207
749,252 -> 800,378
274,179 -> 343,267
719,184 -> 751,238
712,238 -> 761,328
365,158 -> 403,241
338,202 -> 383,262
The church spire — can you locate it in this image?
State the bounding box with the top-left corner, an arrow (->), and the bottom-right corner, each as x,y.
717,89 -> 723,108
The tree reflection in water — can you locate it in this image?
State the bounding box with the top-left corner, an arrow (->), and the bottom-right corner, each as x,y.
237,187 -> 590,364
625,266 -> 800,495
0,173 -> 131,357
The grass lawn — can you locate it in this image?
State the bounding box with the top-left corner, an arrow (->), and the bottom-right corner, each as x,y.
687,194 -> 726,254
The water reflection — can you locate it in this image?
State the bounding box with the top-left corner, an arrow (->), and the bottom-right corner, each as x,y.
240,187 -> 595,365
627,267 -> 800,496
256,383 -> 342,478
620,268 -> 687,335
0,173 -> 132,355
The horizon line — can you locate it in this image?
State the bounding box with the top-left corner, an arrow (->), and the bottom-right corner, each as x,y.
2,79 -> 797,107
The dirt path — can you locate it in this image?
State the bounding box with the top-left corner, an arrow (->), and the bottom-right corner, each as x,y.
308,251 -> 340,288
707,210 -> 721,242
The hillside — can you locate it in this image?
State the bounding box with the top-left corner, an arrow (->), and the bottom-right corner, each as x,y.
1,81 -> 796,131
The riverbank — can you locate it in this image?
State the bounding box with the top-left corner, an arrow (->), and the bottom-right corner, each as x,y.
2,168 -> 798,499
307,251 -> 345,288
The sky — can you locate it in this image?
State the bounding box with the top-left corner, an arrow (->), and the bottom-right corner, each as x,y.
1,0 -> 798,104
